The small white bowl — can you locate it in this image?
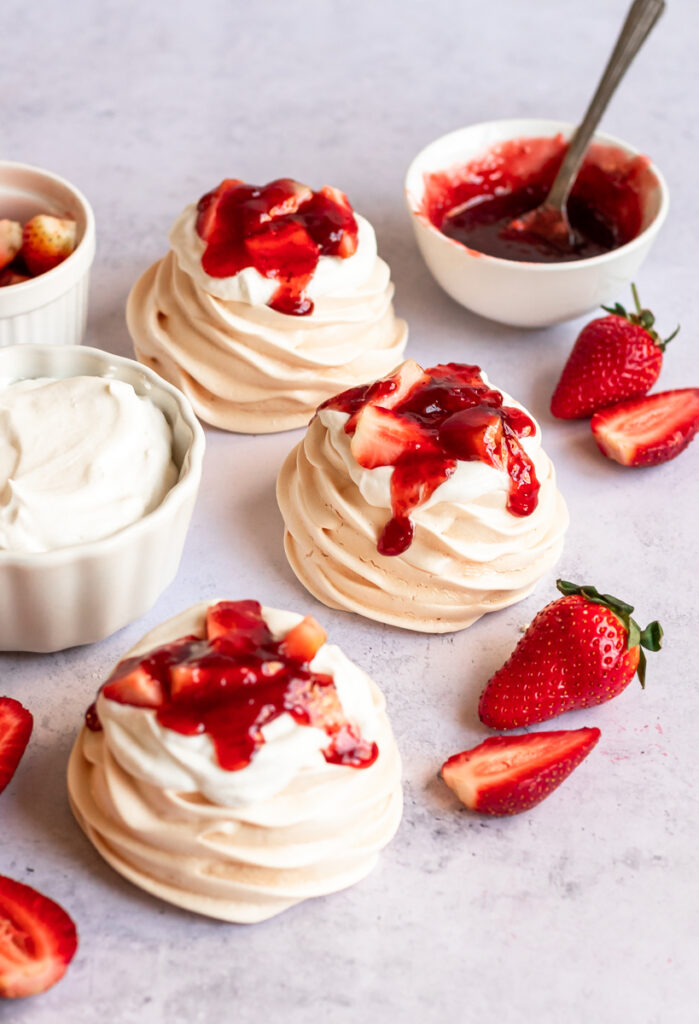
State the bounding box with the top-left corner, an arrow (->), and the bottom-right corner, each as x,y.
0,345 -> 205,652
0,161 -> 96,346
404,118 -> 669,328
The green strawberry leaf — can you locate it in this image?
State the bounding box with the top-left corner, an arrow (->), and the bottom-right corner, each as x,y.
555,579 -> 663,687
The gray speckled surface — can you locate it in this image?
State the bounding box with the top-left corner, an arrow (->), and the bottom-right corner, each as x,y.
1,0 -> 698,1021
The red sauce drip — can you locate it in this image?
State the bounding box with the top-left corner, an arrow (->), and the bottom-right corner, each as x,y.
322,363 -> 539,556
195,178 -> 359,315
421,136 -> 654,263
86,601 -> 377,773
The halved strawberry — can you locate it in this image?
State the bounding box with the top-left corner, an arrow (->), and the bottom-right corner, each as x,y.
591,388 -> 699,467
21,215 -> 76,276
279,616 -> 327,663
0,875 -> 78,998
441,727 -> 600,816
195,178 -> 244,240
350,405 -> 437,469
0,220 -> 22,271
0,698 -> 33,796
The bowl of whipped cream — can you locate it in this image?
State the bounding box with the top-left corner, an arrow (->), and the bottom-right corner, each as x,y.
0,345 -> 205,651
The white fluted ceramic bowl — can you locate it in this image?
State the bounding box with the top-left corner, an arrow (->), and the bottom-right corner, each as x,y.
404,118 -> 669,328
0,345 -> 205,652
0,161 -> 96,346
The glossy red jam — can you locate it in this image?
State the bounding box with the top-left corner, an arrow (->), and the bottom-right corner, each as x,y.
195,178 -> 359,315
422,136 -> 654,263
321,362 -> 539,556
87,601 -> 377,773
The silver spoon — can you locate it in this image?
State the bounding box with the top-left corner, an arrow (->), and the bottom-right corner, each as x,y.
509,0 -> 666,249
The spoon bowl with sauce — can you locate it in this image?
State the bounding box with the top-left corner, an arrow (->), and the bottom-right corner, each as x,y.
404,117 -> 668,328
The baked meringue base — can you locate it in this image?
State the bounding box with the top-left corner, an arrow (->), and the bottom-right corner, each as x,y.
127,251 -> 407,434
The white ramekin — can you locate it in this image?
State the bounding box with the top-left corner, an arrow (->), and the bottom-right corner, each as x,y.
404,118 -> 669,328
0,345 -> 205,652
0,161 -> 96,346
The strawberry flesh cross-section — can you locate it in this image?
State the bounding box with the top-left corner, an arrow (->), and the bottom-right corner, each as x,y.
195,178 -> 359,316
87,601 -> 377,773
320,360 -> 540,556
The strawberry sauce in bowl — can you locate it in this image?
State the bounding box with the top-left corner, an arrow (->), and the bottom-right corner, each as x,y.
405,119 -> 668,327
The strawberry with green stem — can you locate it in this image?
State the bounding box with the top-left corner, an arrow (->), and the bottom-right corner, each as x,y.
478,579 -> 662,730
551,284 -> 679,419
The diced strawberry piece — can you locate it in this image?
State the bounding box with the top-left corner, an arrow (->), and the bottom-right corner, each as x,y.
195,178 -> 244,240
427,363 -> 485,388
21,215 -> 76,276
279,616 -> 327,663
316,186 -> 358,256
441,728 -> 600,816
244,220 -> 317,279
0,220 -> 22,271
102,659 -> 165,708
206,600 -> 267,642
439,407 -> 504,464
591,388 -> 699,467
350,404 -> 438,469
260,178 -> 313,220
169,657 -> 257,702
378,360 -> 432,411
285,673 -> 343,727
0,269 -> 30,287
0,875 -> 78,998
0,698 -> 33,797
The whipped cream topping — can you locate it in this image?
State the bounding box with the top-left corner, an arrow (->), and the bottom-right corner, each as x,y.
96,605 -> 381,808
0,376 -> 178,553
169,203 -> 378,306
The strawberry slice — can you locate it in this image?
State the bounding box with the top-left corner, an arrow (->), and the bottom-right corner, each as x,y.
351,405 -> 438,469
0,220 -> 22,271
21,215 -> 76,276
441,727 -> 601,816
195,178 -> 244,240
591,388 -> 699,467
279,616 -> 327,663
0,698 -> 33,797
0,875 -> 78,998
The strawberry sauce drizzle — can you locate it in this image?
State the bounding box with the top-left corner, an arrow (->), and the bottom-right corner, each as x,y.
86,601 -> 377,773
422,137 -> 653,263
195,178 -> 358,315
322,363 -> 539,556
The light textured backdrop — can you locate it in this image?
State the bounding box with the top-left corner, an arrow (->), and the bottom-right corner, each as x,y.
1,1 -> 697,1021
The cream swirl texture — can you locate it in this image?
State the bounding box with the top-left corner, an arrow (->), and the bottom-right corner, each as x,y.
0,376 -> 177,553
276,380 -> 568,633
127,206 -> 407,434
67,602 -> 403,923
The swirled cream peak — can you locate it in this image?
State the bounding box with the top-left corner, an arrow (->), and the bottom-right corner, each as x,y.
0,376 -> 177,553
277,361 -> 568,633
127,177 -> 407,433
68,601 -> 403,923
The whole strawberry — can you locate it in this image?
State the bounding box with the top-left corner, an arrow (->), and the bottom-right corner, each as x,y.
478,580 -> 662,730
551,285 -> 679,419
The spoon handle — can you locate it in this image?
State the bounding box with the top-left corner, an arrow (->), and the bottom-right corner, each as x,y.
547,0 -> 665,211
